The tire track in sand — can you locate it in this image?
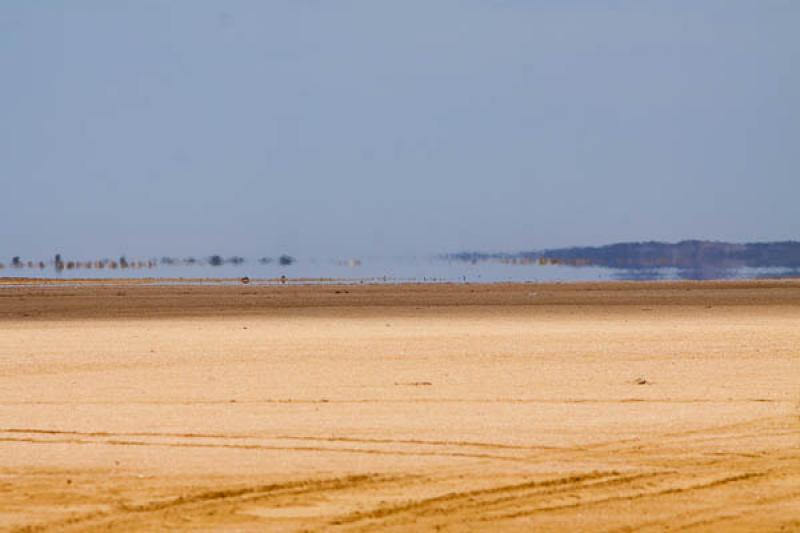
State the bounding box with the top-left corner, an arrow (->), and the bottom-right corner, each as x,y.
0,432 -> 530,464
329,471 -> 652,526
12,474 -> 396,532
327,470 -> 781,531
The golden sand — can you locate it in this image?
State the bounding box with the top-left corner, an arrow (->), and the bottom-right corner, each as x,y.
1,280 -> 798,531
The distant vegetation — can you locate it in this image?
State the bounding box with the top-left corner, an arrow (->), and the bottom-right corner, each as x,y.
445,240 -> 800,269
541,240 -> 800,269
7,240 -> 798,277
1,253 -> 299,272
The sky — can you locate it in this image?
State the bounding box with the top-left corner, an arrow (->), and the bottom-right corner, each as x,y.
1,1 -> 798,259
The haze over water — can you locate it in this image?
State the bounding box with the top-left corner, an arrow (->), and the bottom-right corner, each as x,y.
2,256 -> 798,283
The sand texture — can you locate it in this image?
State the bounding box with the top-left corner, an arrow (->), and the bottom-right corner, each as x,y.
0,280 -> 799,531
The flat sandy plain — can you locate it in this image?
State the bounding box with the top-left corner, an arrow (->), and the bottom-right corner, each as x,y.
0,279 -> 798,532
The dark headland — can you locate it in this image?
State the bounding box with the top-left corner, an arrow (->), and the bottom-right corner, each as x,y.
445,240 -> 800,270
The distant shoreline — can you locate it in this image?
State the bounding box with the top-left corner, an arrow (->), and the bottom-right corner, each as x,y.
2,275 -> 800,288
2,275 -> 800,287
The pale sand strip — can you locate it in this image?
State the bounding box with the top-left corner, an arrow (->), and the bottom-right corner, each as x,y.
0,281 -> 798,531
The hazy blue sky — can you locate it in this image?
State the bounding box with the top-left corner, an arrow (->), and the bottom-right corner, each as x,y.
1,1 -> 798,258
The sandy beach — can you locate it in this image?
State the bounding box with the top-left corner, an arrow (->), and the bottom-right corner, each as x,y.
1,280 -> 798,531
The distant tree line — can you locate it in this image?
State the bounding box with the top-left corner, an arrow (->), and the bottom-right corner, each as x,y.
1,254 -> 298,271
540,240 -> 800,269
443,240 -> 800,270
